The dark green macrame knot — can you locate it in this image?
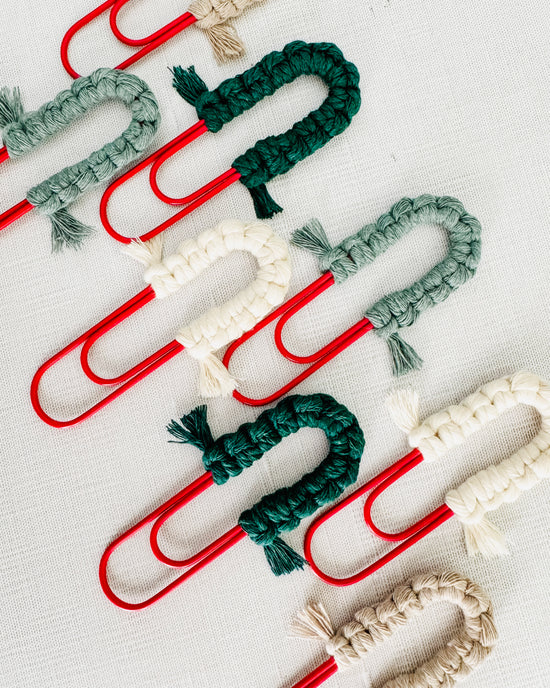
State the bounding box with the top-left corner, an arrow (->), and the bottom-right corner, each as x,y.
172,41 -> 361,220
292,195 -> 482,377
167,394 -> 365,576
0,69 -> 161,252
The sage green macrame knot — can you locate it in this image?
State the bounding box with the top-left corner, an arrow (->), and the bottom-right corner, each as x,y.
167,394 -> 365,576
292,194 -> 482,377
0,69 -> 161,252
172,41 -> 361,220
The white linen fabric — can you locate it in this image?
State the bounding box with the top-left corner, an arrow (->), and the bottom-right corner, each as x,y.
0,0 -> 549,687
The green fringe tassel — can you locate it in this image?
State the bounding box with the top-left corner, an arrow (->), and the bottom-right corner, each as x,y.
263,537 -> 307,576
0,86 -> 23,128
291,218 -> 332,257
247,183 -> 283,219
167,405 -> 215,452
386,332 -> 423,377
171,66 -> 209,106
49,208 -> 93,253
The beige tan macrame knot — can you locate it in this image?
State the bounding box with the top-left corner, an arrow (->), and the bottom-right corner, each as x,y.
386,372 -> 550,557
188,0 -> 265,61
291,572 -> 497,687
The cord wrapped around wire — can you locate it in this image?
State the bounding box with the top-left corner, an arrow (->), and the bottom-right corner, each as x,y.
167,393 -> 365,575
124,219 -> 291,397
0,69 -> 160,250
171,41 -> 361,219
292,194 -> 481,377
386,371 -> 550,557
291,571 -> 497,687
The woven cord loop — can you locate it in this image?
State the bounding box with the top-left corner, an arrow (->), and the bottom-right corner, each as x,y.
292,195 -> 481,377
167,393 -> 365,575
386,371 -> 550,557
172,41 -> 361,219
291,571 -> 497,686
124,219 -> 291,397
0,69 -> 161,251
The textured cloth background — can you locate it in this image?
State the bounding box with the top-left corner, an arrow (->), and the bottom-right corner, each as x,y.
1,0 -> 550,686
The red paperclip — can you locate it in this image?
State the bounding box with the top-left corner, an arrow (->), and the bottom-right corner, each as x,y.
100,120 -> 241,243
0,199 -> 35,229
30,285 -> 185,428
223,273 -> 375,406
99,470 -> 248,610
303,448 -> 454,587
61,0 -> 197,78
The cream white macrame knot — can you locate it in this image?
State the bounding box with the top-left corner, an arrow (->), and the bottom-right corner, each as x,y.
291,571 -> 497,687
124,220 -> 290,397
188,0 -> 265,61
386,372 -> 550,557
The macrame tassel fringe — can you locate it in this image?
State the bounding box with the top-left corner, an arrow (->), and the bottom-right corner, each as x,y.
171,66 -> 209,106
167,404 -> 216,451
462,517 -> 509,558
290,602 -> 334,641
386,388 -> 420,433
198,353 -> 237,397
204,24 -> 244,62
291,218 -> 332,257
0,86 -> 23,128
247,183 -> 283,219
386,332 -> 423,377
263,537 -> 307,576
123,235 -> 164,267
49,208 -> 93,252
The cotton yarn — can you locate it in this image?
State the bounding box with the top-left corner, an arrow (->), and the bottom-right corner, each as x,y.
189,0 -> 265,61
167,393 -> 365,575
172,41 -> 361,219
291,571 -> 497,687
0,69 -> 160,251
292,194 -> 481,377
386,371 -> 550,557
124,219 -> 290,397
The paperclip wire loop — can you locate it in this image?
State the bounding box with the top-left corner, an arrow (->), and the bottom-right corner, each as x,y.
290,572 -> 497,688
61,0 -> 265,79
31,220 -> 291,427
386,371 -> 550,557
223,195 -> 482,406
0,69 -> 160,251
99,394 -> 365,609
171,41 -> 361,220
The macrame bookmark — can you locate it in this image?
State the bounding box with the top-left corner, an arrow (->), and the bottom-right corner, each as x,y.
171,41 -> 361,219
387,371 -> 550,557
292,195 -> 482,377
0,69 -> 160,250
291,572 -> 497,687
168,394 -> 365,575
125,219 -> 290,397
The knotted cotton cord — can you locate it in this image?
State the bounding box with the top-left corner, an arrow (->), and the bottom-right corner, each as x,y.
124,219 -> 290,397
171,41 -> 361,219
166,393 -> 365,575
291,571 -> 497,687
292,194 -> 481,377
189,0 -> 265,61
386,371 -> 550,556
0,69 -> 160,251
